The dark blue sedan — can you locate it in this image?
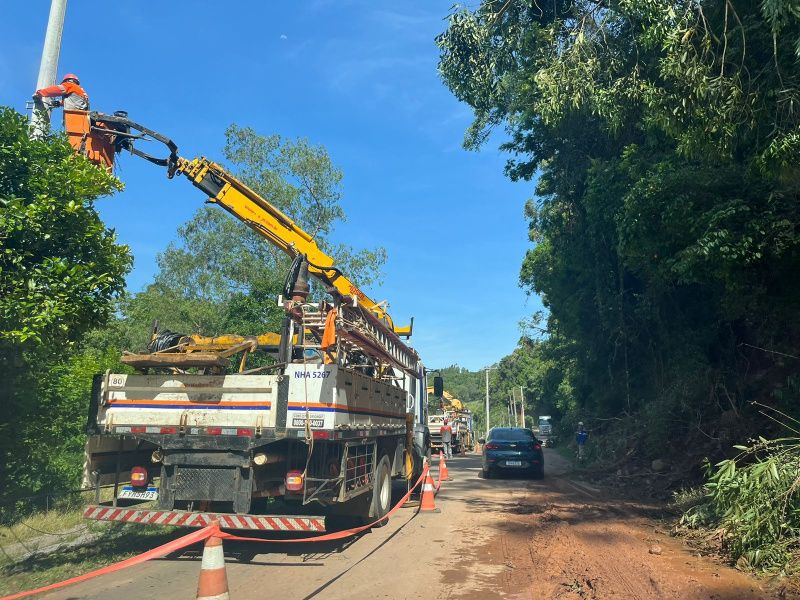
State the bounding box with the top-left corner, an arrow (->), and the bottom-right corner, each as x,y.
480,427 -> 544,479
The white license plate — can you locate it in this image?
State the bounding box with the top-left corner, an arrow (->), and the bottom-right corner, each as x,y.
118,486 -> 158,500
292,417 -> 324,428
505,460 -> 523,467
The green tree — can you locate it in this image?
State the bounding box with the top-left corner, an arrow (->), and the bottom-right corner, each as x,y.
0,108 -> 130,346
0,107 -> 131,501
438,0 -> 800,429
223,125 -> 387,289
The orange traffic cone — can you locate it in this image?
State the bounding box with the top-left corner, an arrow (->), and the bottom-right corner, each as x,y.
197,527 -> 229,600
420,465 -> 440,513
439,450 -> 451,481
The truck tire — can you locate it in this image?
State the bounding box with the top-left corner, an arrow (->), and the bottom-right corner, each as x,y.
369,455 -> 392,527
410,438 -> 430,483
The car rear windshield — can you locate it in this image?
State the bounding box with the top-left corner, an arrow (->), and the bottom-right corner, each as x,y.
488,428 -> 535,441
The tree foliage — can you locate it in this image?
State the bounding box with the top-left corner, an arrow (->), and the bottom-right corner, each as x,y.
438,0 -> 800,570
0,108 -> 129,346
223,125 -> 387,290
438,0 -> 800,426
0,107 -> 131,503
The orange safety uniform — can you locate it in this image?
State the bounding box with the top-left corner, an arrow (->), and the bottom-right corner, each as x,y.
35,81 -> 89,111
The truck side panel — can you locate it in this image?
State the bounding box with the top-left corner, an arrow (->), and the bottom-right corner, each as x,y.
100,373 -> 278,430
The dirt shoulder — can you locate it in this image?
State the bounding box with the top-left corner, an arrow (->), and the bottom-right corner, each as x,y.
436,450 -> 790,600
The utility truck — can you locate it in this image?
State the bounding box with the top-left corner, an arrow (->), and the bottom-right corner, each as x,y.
426,389 -> 474,455
75,111 -> 437,532
538,416 -> 553,436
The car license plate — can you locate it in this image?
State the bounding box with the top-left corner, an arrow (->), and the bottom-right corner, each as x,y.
117,486 -> 158,501
506,460 -> 522,467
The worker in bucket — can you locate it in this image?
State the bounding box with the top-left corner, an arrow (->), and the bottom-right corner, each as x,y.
33,73 -> 89,111
441,418 -> 454,459
576,422 -> 588,460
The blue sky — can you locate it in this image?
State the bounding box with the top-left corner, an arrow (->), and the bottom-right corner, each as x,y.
2,0 -> 542,371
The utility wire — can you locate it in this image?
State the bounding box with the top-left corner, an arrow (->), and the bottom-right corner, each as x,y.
739,343 -> 800,361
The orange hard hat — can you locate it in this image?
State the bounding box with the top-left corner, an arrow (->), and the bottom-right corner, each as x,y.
61,73 -> 80,84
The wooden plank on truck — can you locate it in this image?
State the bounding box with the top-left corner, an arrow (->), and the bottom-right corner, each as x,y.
120,353 -> 230,369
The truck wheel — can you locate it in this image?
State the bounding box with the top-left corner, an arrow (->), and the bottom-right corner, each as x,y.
411,441 -> 431,482
369,455 -> 392,527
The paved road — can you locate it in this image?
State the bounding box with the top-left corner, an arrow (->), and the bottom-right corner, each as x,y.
40,453 -> 489,600
39,450 -> 769,600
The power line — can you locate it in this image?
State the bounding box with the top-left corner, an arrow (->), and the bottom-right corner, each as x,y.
740,343 -> 800,361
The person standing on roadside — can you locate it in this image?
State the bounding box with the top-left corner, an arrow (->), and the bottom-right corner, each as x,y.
441,418 -> 453,459
576,422 -> 588,460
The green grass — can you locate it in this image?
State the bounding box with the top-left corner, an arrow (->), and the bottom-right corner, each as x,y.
553,444 -> 576,465
0,490 -> 186,597
0,523 -> 185,596
0,505 -> 88,550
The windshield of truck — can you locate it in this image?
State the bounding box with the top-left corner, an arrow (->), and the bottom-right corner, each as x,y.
488,428 -> 535,441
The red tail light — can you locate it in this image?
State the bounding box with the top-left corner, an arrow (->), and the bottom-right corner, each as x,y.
130,466 -> 148,488
534,444 -> 542,450
312,430 -> 330,440
285,470 -> 304,492
484,443 -> 499,450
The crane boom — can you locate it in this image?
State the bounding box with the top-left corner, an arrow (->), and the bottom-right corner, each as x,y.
78,111 -> 412,337
175,156 -> 409,333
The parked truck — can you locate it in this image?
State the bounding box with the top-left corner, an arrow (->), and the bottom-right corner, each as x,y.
77,112 -> 437,532
426,389 -> 474,455
537,415 -> 554,446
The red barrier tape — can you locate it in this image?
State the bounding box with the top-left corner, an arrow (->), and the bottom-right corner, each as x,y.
0,464 -> 434,599
1,524 -> 215,600
218,464 -> 429,544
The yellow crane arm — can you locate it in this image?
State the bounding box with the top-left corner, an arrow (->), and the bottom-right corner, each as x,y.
181,332 -> 284,352
175,157 -> 411,336
427,388 -> 463,410
79,111 -> 412,337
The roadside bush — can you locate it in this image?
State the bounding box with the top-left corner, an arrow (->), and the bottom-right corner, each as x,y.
0,106 -> 130,506
683,437 -> 800,573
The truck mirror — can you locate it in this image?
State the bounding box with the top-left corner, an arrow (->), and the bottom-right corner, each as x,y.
433,376 -> 443,397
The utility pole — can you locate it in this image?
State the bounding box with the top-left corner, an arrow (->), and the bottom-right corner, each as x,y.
30,0 -> 67,139
483,366 -> 496,437
484,368 -> 490,437
520,386 -> 525,428
509,391 -> 517,427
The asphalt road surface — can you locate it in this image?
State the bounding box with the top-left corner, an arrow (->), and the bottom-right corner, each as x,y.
39,450 -> 771,599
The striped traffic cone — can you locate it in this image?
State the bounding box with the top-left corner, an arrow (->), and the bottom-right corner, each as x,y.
439,450 -> 451,481
196,528 -> 230,600
420,466 -> 440,513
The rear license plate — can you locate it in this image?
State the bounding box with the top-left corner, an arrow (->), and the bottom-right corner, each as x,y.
505,460 -> 522,467
118,486 -> 158,501
292,417 -> 324,428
